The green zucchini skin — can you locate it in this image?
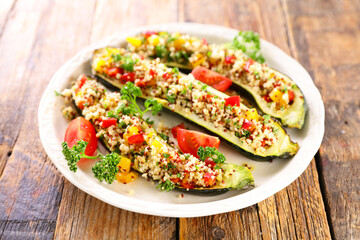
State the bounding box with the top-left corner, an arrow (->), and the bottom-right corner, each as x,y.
94,72 -> 299,161
70,83 -> 254,193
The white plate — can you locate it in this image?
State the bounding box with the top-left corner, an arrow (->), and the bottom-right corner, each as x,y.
38,23 -> 324,217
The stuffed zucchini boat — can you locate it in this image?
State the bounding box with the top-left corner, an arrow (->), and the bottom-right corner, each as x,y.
91,48 -> 299,160
61,74 -> 255,192
125,31 -> 307,128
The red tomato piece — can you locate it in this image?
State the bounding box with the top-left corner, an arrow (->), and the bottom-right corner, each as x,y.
244,58 -> 255,72
242,119 -> 256,132
64,117 -> 98,156
120,72 -> 135,82
77,74 -> 87,89
101,118 -> 117,128
191,66 -> 232,92
225,55 -> 236,65
204,172 -> 216,186
171,123 -> 185,138
288,90 -> 295,102
225,96 -> 241,107
128,134 -> 145,144
205,158 -> 216,168
144,31 -> 157,38
177,129 -> 220,158
104,67 -> 123,78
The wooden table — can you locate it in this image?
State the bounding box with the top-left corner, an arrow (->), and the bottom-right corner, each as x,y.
0,0 -> 358,239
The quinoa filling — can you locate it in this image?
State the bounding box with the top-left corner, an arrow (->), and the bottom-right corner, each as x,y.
93,48 -> 278,153
63,75 -> 230,189
126,31 -> 298,111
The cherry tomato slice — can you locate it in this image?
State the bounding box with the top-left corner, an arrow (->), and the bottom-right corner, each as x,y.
177,129 -> 220,157
244,59 -> 255,72
128,134 -> 145,144
225,96 -> 241,107
171,123 -> 185,138
64,117 -> 98,156
101,118 -> 117,128
191,66 -> 232,92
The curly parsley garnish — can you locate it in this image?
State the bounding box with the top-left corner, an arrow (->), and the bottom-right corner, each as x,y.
62,141 -> 99,172
120,82 -> 163,118
92,152 -> 121,184
231,31 -> 265,63
197,146 -> 226,164
62,140 -> 122,184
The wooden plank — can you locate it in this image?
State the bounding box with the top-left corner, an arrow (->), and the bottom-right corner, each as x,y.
179,0 -> 331,239
53,0 -> 178,239
0,0 -> 96,239
285,0 -> 360,238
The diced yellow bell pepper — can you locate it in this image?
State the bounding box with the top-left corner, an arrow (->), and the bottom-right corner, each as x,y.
174,38 -> 185,50
117,156 -> 132,173
245,108 -> 259,121
93,58 -> 106,73
269,88 -> 283,103
147,131 -> 156,139
191,53 -> 205,67
126,37 -> 142,47
148,35 -> 160,46
116,171 -> 138,184
151,139 -> 163,152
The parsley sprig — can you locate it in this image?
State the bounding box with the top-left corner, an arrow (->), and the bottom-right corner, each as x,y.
197,146 -> 226,164
62,141 -> 99,172
120,82 -> 163,119
62,140 -> 121,184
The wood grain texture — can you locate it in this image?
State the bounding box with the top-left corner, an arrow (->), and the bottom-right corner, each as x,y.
0,0 -> 96,239
285,0 -> 360,238
179,0 -> 331,239
53,1 -> 177,239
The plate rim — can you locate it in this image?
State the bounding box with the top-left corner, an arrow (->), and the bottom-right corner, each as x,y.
38,22 -> 325,217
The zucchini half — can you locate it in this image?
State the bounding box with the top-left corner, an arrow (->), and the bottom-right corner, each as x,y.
70,76 -> 254,193
126,32 -> 307,128
91,49 -> 299,161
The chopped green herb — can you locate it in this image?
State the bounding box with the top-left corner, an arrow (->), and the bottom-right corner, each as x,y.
172,67 -> 179,75
177,173 -> 181,178
159,132 -> 169,141
263,115 -> 271,124
231,31 -> 265,63
291,84 -> 297,89
166,94 -> 176,104
207,51 -> 212,57
54,90 -> 62,96
121,56 -> 137,72
162,153 -> 170,158
111,53 -> 122,62
242,130 -> 251,138
197,146 -> 226,164
201,85 -> 208,90
157,179 -> 175,192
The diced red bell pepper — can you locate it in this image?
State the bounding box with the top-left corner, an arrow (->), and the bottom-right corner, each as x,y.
244,59 -> 255,72
144,31 -> 157,38
128,133 -> 145,144
225,55 -> 236,65
78,74 -> 87,89
204,172 -> 216,186
224,96 -> 241,107
162,72 -> 172,80
263,94 -> 272,103
181,182 -> 194,189
288,90 -> 295,102
205,158 -> 216,168
101,118 -> 117,128
149,69 -> 156,77
171,123 -> 185,138
135,79 -> 146,87
202,38 -> 208,45
170,177 -> 181,183
242,119 -> 256,132
120,72 -> 135,82
104,67 -> 123,78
